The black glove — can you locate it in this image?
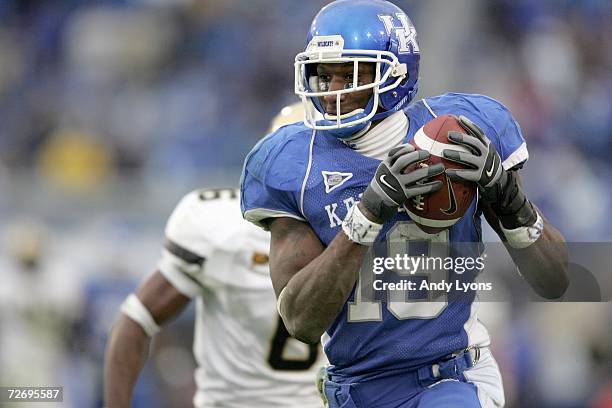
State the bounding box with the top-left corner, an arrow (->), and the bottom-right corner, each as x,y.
361,144 -> 444,223
443,115 -> 536,229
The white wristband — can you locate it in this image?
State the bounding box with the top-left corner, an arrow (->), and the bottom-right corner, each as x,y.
500,210 -> 544,249
341,204 -> 383,246
120,294 -> 161,337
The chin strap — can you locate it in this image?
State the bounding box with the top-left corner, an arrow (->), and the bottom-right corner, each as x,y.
316,106 -> 402,140
316,113 -> 372,139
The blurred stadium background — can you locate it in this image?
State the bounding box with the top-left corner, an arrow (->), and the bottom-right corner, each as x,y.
0,0 -> 610,407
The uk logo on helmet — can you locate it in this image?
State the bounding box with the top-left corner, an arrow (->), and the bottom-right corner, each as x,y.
378,13 -> 420,54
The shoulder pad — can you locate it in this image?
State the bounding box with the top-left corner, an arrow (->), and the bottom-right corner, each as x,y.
165,189 -> 243,256
243,123 -> 313,192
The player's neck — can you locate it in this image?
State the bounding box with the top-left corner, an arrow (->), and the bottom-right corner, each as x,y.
342,111 -> 408,160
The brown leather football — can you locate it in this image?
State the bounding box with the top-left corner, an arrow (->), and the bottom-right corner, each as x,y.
404,114 -> 477,234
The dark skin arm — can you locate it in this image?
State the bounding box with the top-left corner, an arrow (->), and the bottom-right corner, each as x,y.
267,205 -> 373,344
482,174 -> 569,299
103,272 -> 190,408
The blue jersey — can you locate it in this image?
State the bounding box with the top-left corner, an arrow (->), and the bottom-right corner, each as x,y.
240,93 -> 527,381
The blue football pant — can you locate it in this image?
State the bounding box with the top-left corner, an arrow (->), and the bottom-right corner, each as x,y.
323,348 -> 504,407
324,348 -> 505,408
324,377 -> 481,408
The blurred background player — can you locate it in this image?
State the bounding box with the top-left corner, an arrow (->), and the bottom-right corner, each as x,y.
268,102 -> 307,133
103,104 -> 325,408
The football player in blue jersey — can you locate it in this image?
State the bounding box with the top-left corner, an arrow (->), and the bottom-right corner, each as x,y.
240,0 -> 569,407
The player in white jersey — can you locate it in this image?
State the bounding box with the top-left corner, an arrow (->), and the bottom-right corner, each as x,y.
104,187 -> 325,407
104,102 -> 323,407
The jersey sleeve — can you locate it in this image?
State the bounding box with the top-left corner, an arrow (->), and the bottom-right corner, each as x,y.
427,93 -> 529,170
470,96 -> 528,170
240,127 -> 310,229
157,191 -> 219,298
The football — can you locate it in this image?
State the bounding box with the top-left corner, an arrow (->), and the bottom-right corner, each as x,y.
403,114 -> 477,234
